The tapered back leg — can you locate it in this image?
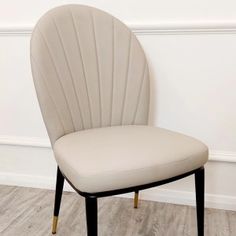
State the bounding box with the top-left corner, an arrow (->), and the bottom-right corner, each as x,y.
52,167 -> 65,234
85,197 -> 98,236
195,167 -> 205,236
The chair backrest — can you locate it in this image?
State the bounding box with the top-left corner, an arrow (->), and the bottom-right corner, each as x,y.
30,5 -> 150,145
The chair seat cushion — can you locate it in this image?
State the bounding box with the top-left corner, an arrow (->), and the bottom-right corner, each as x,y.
54,125 -> 208,193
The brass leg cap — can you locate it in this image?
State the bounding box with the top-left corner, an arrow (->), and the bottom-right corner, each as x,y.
134,192 -> 139,209
52,216 -> 58,234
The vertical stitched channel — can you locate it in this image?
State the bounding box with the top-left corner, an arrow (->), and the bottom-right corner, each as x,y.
37,28 -> 76,131
91,11 -> 102,127
70,8 -> 93,128
121,32 -> 132,124
110,18 -> 115,126
52,18 -> 85,129
132,62 -> 147,124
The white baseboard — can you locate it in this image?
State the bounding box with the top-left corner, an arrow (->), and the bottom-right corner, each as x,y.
0,172 -> 74,192
0,172 -> 55,190
1,171 -> 236,211
119,189 -> 236,211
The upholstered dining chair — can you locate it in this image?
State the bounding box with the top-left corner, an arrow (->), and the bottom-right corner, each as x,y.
30,4 -> 208,236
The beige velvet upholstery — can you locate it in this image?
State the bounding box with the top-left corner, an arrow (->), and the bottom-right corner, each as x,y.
54,126 -> 208,193
31,5 -> 208,194
30,5 -> 149,144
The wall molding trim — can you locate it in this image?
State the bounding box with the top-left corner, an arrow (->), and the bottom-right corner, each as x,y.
2,22 -> 236,36
1,171 -> 236,211
130,22 -> 236,35
0,26 -> 32,36
209,150 -> 236,163
0,135 -> 51,148
0,135 -> 235,163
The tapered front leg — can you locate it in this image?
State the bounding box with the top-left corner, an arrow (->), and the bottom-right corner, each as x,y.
195,167 -> 205,236
52,167 -> 65,234
85,197 -> 98,236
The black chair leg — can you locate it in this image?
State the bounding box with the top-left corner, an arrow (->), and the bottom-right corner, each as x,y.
52,167 -> 65,234
85,197 -> 98,236
195,167 -> 205,236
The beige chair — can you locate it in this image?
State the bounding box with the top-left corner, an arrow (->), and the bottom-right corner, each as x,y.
30,4 -> 208,236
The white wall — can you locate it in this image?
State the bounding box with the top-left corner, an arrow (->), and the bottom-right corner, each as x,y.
0,1 -> 236,210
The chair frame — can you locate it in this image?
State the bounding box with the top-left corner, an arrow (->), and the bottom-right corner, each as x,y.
53,165 -> 205,236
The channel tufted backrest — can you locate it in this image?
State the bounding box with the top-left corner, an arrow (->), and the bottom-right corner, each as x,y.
30,5 -> 150,145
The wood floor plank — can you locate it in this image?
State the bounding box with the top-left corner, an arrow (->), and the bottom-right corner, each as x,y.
0,185 -> 235,236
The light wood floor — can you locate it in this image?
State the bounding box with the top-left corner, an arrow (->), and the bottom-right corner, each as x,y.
0,185 -> 235,236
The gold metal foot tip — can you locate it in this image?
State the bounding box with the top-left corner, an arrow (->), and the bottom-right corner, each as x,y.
52,216 -> 58,234
134,192 -> 139,209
